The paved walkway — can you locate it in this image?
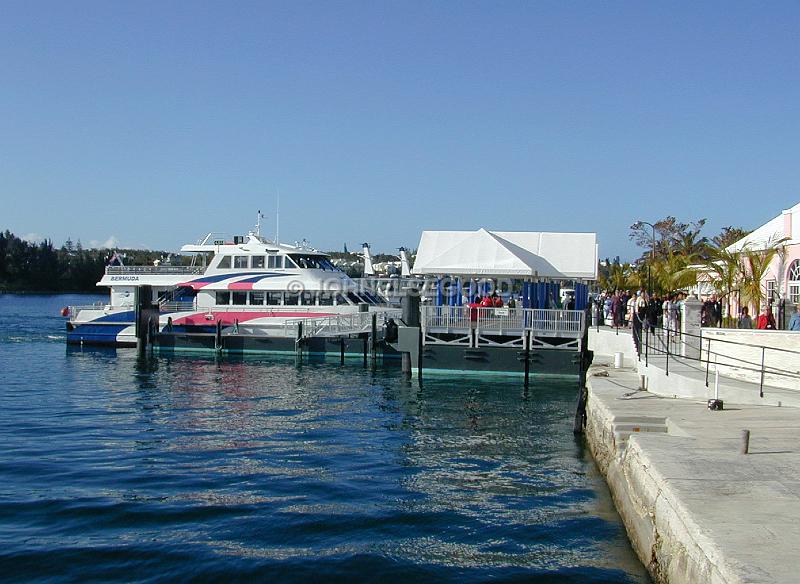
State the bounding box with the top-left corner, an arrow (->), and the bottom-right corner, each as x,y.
587,365 -> 800,583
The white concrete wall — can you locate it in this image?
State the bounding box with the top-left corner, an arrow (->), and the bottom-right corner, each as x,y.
700,329 -> 800,391
585,384 -> 725,584
588,327 -> 638,368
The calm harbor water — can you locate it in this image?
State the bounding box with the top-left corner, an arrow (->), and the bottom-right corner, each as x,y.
0,294 -> 648,583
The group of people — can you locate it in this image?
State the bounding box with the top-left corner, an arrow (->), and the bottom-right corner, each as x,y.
470,292 -> 506,309
735,306 -> 769,329
701,295 -> 723,327
740,304 -> 800,330
597,289 -> 800,332
598,289 -> 682,332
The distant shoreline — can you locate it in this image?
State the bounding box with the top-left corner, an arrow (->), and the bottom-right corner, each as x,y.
0,289 -> 101,295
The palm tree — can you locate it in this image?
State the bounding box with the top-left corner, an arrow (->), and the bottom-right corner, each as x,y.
651,249 -> 697,295
739,238 -> 786,315
599,262 -> 633,292
674,230 -> 708,262
700,245 -> 742,326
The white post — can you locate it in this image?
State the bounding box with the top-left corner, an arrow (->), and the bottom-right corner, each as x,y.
399,247 -> 411,277
362,243 -> 374,276
681,297 -> 702,359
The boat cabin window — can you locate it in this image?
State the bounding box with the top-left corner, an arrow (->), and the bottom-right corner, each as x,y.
232,291 -> 247,305
283,256 -> 297,268
266,292 -> 282,305
286,254 -> 336,270
318,292 -> 333,306
267,256 -> 283,269
234,256 -> 248,269
217,256 -> 232,269
335,293 -> 348,306
252,256 -> 265,269
301,291 -> 315,306
285,291 -> 300,305
216,291 -> 231,305
250,291 -> 265,305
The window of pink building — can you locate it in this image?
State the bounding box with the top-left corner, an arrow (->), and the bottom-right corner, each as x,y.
789,260 -> 800,303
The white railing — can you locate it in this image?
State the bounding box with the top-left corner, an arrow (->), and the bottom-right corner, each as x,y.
283,309 -> 402,339
105,266 -> 205,275
421,305 -> 584,338
527,308 -> 584,336
209,305 -> 323,314
476,307 -> 524,331
421,305 -> 472,330
68,302 -> 108,313
160,301 -> 197,312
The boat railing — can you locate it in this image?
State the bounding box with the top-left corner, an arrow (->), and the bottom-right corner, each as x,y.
160,301 -> 197,312
208,305 -> 323,314
283,309 -> 403,339
67,302 -> 134,321
105,266 -> 205,275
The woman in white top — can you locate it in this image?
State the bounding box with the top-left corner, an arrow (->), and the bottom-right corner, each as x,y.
662,293 -> 676,337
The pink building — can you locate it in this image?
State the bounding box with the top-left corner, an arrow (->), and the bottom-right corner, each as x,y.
728,201 -> 800,309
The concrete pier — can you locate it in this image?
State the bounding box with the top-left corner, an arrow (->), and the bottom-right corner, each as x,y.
585,362 -> 800,583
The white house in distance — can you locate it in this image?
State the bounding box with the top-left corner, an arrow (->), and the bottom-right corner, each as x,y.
727,201 -> 800,308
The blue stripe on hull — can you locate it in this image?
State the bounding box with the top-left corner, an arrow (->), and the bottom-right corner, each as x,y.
67,323 -> 128,345
93,311 -> 135,323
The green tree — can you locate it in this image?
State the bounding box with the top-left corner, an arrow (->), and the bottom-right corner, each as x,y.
712,226 -> 750,249
599,260 -> 634,292
739,238 -> 785,315
630,216 -> 707,260
696,244 -> 743,326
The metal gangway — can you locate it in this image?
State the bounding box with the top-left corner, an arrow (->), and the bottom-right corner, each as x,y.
421,305 -> 585,349
283,309 -> 403,340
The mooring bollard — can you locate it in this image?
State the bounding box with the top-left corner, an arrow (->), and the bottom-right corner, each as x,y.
740,429 -> 750,454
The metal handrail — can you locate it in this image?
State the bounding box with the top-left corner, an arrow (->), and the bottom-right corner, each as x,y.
283,309 -> 402,339
160,301 -> 197,312
642,322 -> 800,395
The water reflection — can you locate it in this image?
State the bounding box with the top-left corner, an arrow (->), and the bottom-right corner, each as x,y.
10,333 -> 651,582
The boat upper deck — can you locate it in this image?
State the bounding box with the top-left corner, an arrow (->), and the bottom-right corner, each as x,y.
105,266 -> 205,275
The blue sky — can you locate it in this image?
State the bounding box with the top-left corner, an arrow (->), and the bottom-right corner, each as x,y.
1,1 -> 798,259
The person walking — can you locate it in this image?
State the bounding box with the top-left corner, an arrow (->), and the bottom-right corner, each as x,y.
756,306 -> 777,330
712,295 -> 723,327
737,306 -> 753,329
789,305 -> 800,331
646,293 -> 660,334
631,292 -> 647,354
611,291 -> 623,327
662,293 -> 677,339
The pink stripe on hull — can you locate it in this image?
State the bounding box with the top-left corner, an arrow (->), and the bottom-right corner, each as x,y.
172,311 -> 337,326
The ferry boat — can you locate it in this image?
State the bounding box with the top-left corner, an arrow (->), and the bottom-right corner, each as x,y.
65,227 -> 400,354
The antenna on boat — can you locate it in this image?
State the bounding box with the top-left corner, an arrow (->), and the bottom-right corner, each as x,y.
256,209 -> 264,237
275,189 -> 280,245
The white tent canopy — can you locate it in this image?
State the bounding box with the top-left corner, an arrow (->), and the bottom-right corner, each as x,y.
412,228 -> 598,279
